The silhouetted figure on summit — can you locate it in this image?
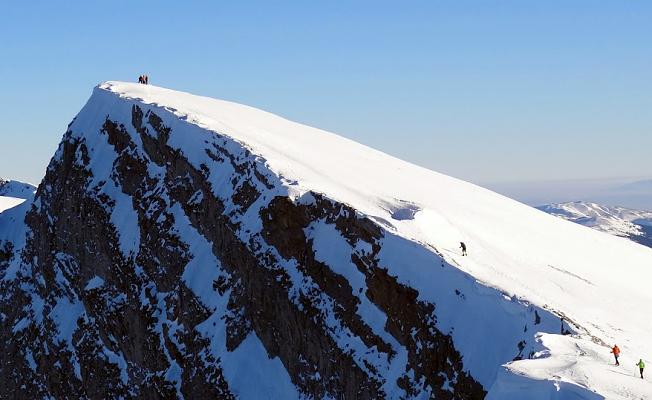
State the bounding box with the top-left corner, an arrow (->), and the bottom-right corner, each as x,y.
460,242 -> 467,256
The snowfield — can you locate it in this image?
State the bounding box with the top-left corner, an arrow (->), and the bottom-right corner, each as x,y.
0,196 -> 25,214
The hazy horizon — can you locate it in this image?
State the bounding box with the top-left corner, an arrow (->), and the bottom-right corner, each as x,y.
484,176 -> 652,210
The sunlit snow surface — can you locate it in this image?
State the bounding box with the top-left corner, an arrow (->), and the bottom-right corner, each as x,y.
0,196 -> 24,213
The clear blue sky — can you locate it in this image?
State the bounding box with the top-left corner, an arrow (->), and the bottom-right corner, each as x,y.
1,1 -> 650,186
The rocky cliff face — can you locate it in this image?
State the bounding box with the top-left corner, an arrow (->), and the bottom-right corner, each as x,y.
0,84 -> 561,399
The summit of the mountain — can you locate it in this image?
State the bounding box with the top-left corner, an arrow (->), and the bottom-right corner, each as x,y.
1,81 -> 651,399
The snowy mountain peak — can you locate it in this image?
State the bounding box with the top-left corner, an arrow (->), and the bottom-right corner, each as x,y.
1,82 -> 652,399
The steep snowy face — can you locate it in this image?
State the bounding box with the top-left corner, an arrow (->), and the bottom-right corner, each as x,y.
538,202 -> 652,248
1,82 -> 652,399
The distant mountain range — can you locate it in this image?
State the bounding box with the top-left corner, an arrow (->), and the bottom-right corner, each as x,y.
538,201 -> 652,248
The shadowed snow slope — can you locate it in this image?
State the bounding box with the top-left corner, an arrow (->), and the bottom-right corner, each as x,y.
0,179 -> 35,213
2,81 -> 652,399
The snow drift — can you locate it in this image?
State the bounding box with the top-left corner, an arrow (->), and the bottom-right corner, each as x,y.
1,82 -> 652,399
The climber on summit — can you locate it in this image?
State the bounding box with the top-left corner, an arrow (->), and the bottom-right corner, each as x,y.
611,344 -> 621,366
460,242 -> 467,256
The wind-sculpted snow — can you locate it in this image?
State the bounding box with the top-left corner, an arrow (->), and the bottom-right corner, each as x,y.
1,82 -> 652,399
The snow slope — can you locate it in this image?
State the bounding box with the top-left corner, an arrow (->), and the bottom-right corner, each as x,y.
539,201 -> 652,248
0,179 -> 35,213
87,81 -> 652,399
0,196 -> 24,214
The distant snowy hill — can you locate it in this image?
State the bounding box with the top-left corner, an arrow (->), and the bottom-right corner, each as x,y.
538,202 -> 652,248
0,178 -> 35,213
2,82 -> 652,399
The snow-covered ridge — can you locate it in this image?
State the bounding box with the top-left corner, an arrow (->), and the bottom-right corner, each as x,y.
538,201 -> 652,248
94,81 -> 652,399
0,179 -> 36,199
0,178 -> 36,213
3,81 -> 652,398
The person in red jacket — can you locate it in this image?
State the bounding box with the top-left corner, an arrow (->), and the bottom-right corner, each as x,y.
611,345 -> 621,366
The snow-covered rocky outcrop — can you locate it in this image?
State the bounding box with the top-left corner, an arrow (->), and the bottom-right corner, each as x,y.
538,202 -> 652,248
1,82 -> 652,399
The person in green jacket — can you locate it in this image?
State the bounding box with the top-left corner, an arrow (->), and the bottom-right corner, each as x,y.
636,359 -> 645,379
